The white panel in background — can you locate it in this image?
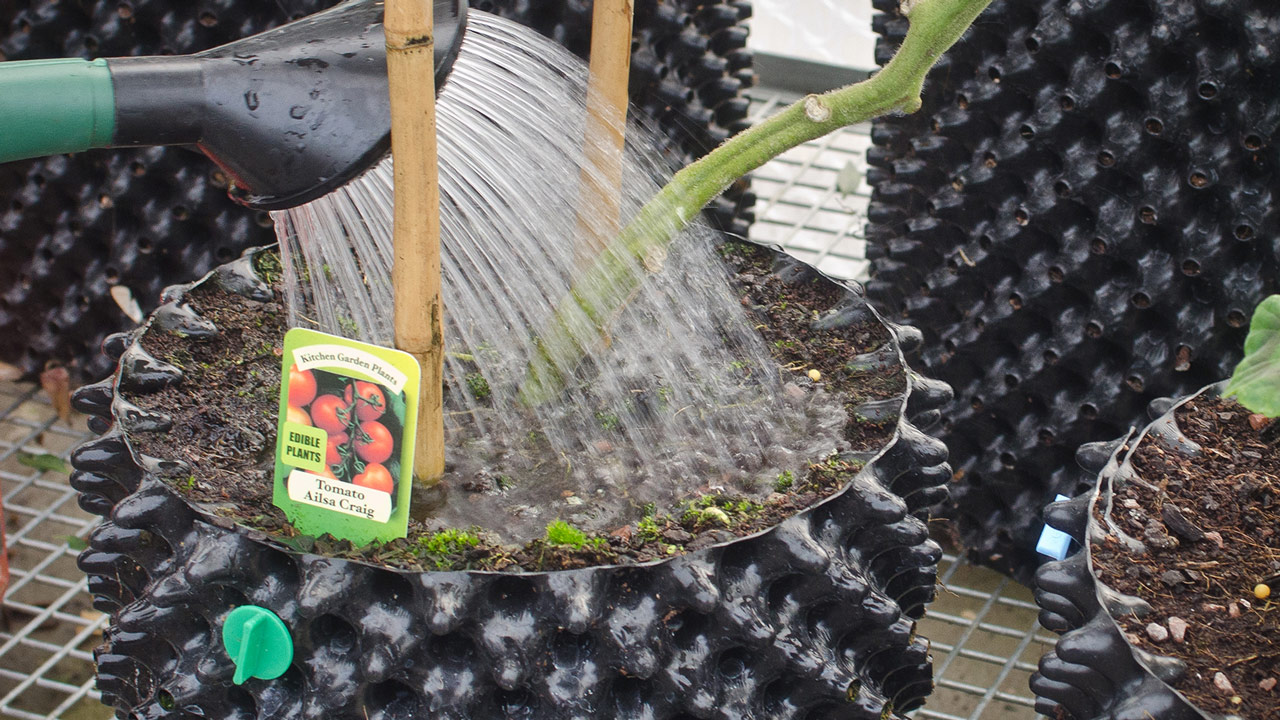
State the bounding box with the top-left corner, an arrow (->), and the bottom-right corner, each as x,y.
748,0 -> 877,72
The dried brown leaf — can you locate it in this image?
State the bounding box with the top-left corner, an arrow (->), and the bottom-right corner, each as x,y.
40,364 -> 72,425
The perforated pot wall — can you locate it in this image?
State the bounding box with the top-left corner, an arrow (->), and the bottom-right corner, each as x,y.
0,0 -> 756,381
865,0 -> 1280,583
1031,383 -> 1231,720
68,246 -> 953,720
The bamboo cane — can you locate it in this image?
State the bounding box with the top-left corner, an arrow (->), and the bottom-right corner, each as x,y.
575,0 -> 635,265
385,0 -> 446,486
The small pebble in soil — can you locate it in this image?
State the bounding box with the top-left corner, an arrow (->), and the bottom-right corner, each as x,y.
1125,565 -> 1151,581
1167,616 -> 1187,643
1160,569 -> 1187,587
662,527 -> 692,543
1145,622 -> 1169,642
1259,677 -> 1277,692
1203,530 -> 1224,549
1249,413 -> 1269,430
1202,603 -> 1226,614
1255,583 -> 1271,600
1228,602 -> 1241,618
1214,672 -> 1235,695
1122,498 -> 1139,508
781,382 -> 806,406
1160,503 -> 1205,542
1144,521 -> 1179,550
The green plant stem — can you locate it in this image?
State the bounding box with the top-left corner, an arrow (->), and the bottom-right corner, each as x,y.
520,0 -> 993,404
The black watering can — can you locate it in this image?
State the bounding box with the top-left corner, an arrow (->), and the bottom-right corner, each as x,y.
0,0 -> 467,210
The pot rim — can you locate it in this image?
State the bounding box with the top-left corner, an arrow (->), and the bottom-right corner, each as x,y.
106,241 -> 925,578
1082,380 -> 1236,720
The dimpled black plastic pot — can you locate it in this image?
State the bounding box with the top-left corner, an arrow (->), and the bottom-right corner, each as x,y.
865,0 -> 1280,584
69,246 -> 955,720
1031,383 -> 1260,720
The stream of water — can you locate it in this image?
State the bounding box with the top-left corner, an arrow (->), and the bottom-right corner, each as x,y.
272,12 -> 847,541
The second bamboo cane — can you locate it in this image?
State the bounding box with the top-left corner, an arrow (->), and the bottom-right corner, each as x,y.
575,0 -> 635,266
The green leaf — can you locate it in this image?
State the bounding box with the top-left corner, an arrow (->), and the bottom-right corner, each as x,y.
1225,295 -> 1280,417
16,452 -> 68,474
63,535 -> 88,551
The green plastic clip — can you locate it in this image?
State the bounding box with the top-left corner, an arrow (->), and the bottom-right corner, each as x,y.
221,605 -> 294,685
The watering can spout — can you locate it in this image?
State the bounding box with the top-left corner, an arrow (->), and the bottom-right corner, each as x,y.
0,0 -> 467,210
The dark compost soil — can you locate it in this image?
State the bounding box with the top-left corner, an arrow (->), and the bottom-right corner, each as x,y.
1092,398 -> 1279,718
127,244 -> 905,572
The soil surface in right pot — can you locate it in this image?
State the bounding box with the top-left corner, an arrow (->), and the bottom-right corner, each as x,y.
1091,397 -> 1278,717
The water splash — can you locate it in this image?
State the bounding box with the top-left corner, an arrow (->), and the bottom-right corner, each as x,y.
273,12 -> 846,541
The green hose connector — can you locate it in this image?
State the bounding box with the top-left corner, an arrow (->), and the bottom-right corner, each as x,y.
0,58 -> 115,163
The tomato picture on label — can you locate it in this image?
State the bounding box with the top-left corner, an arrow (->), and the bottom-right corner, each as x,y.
344,381 -> 387,422
325,432 -> 349,467
354,420 -> 394,464
353,463 -> 394,494
310,394 -> 349,435
288,365 -> 317,408
286,405 -> 312,427
280,364 -> 406,508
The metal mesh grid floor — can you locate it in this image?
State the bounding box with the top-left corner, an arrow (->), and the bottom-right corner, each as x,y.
746,89 -> 874,283
0,384 -> 107,720
746,86 -> 1056,720
0,89 -> 1053,720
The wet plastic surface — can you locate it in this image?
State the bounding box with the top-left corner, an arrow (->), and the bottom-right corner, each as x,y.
0,0 -> 757,381
70,246 -> 953,719
1030,385 -> 1225,720
864,0 -> 1280,583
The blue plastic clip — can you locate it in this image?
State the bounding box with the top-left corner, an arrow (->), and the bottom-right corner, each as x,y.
1035,494 -> 1073,560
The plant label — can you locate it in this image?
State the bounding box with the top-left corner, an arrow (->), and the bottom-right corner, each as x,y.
272,328 -> 421,545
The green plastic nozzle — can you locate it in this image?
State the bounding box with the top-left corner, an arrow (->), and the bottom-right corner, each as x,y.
221,605 -> 294,685
0,58 -> 115,163
0,0 -> 468,209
